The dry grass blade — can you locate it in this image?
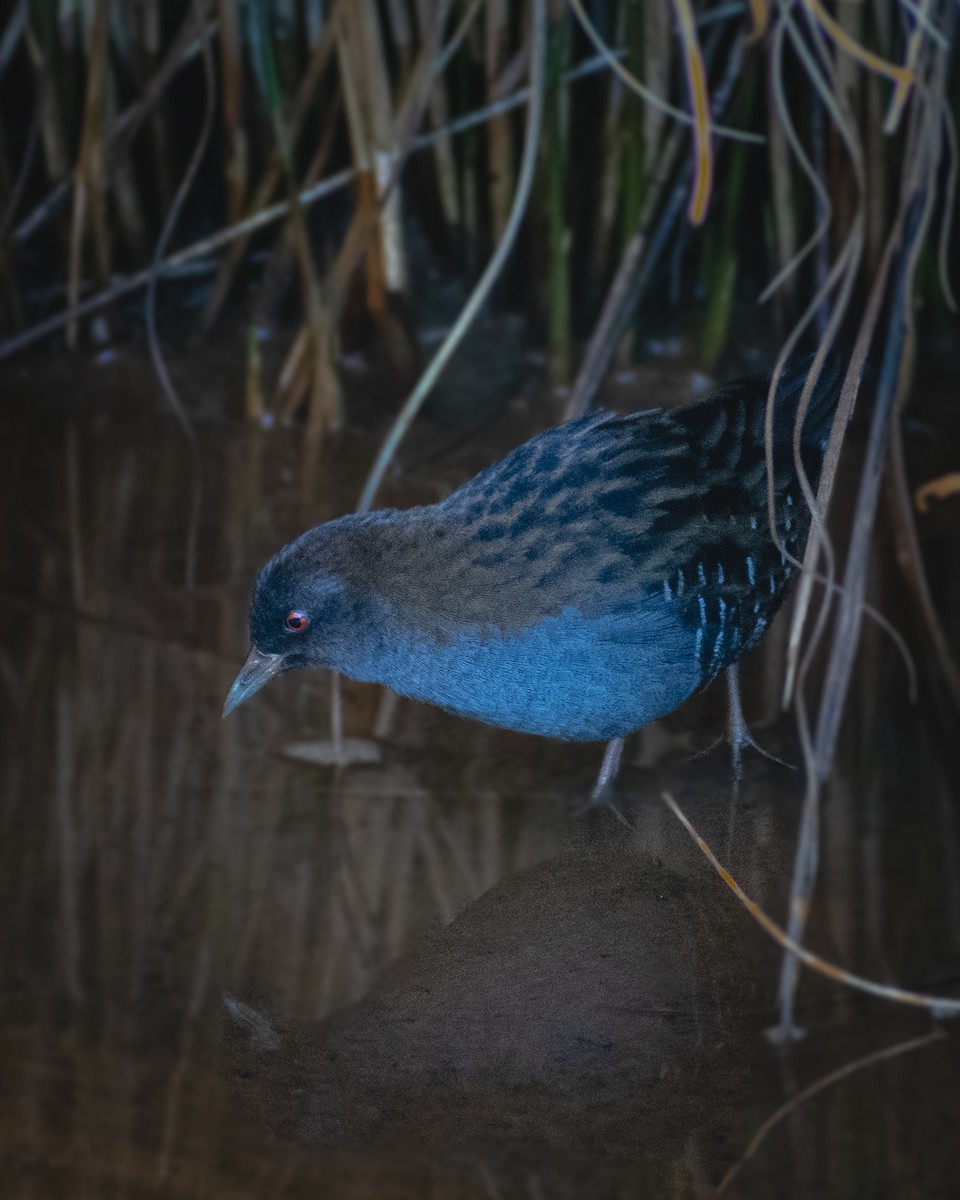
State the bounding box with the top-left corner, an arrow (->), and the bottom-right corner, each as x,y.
774,128 -> 934,1039
259,7 -> 343,435
0,1 -> 27,80
671,0 -> 713,225
662,791 -> 960,1019
435,0 -> 485,75
24,13 -> 68,194
747,0 -> 769,41
356,0 -> 548,513
812,109 -> 938,779
767,5 -> 868,706
563,156 -> 687,419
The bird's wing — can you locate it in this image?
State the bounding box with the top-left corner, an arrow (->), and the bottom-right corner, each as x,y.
401,362 -> 838,636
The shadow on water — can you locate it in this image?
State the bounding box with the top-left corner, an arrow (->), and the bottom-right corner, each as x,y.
1,343 -> 959,1198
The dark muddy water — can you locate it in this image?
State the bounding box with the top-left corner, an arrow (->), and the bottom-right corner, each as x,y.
1,341 -> 959,1198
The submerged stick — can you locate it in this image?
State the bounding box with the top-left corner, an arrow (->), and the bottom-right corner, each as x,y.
661,791 -> 960,1019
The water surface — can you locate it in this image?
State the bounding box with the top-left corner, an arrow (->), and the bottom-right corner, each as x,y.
1,343 -> 959,1198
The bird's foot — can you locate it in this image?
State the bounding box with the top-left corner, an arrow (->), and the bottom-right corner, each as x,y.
571,738 -> 626,817
589,736 -> 625,806
694,664 -> 793,798
693,721 -> 793,794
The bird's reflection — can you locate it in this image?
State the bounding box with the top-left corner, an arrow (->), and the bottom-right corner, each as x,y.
224,794 -> 784,1187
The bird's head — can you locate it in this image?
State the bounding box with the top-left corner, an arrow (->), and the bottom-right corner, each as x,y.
223,523 -> 374,717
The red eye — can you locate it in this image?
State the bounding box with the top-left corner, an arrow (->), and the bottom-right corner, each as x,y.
284,610 -> 308,633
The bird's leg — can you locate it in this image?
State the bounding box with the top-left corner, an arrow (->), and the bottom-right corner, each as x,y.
590,736 -> 625,804
725,662 -> 791,795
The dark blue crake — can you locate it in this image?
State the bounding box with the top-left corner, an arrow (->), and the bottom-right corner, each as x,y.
225,358 -> 841,777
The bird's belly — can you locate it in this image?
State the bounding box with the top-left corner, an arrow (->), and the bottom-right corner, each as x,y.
365,606 -> 701,741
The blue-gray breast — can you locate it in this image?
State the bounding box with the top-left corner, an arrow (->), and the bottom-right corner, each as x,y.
224,358 -> 841,740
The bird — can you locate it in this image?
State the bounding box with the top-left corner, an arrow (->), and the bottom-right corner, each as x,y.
224,356 -> 842,794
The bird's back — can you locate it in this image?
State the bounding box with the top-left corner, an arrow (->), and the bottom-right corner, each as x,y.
414,356 -> 838,628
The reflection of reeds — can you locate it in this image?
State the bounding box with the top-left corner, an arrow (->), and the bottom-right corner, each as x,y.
715,1028 -> 946,1198
3,417 -> 567,1029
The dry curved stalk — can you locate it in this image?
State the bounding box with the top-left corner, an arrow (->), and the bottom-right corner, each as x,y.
813,75 -> 943,779
882,0 -> 932,134
888,435 -> 960,717
767,1 -> 922,711
759,11 -> 836,306
662,792 -> 960,1019
802,0 -> 914,92
566,0 -> 764,144
747,0 -> 770,41
762,0 -> 952,1041
671,0 -> 713,225
760,6 -> 868,723
775,78 -> 944,1039
768,4 -> 868,707
914,471 -> 960,513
